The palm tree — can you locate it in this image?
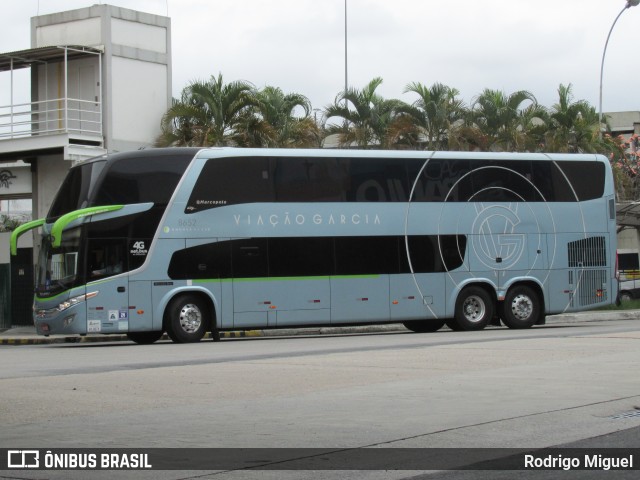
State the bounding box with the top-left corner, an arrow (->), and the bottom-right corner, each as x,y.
155,74 -> 256,147
324,77 -> 405,149
234,86 -> 321,148
544,84 -> 600,153
393,82 -> 465,150
463,88 -> 542,152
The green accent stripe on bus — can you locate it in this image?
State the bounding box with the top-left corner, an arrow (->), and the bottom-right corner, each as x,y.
51,205 -> 124,247
194,274 -> 380,284
10,218 -> 45,256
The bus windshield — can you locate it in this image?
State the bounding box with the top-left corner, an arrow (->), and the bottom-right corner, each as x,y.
36,227 -> 83,298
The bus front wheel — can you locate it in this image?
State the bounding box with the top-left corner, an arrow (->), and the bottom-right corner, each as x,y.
452,286 -> 493,331
500,285 -> 540,329
165,294 -> 210,343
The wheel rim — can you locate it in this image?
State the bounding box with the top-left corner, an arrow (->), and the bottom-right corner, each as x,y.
462,295 -> 486,323
178,303 -> 202,333
510,294 -> 533,321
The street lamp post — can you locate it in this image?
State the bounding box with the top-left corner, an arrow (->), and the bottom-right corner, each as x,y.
344,0 -> 348,108
598,0 -> 639,139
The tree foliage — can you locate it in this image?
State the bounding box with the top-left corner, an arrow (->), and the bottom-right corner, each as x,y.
156,74 -> 638,199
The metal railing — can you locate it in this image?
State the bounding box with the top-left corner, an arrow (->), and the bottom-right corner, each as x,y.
0,97 -> 102,140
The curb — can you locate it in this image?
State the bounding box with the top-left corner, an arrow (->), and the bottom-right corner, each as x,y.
1,313 -> 638,345
0,329 -> 265,346
0,324 -> 406,346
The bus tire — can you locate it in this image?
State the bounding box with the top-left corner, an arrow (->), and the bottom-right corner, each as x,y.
500,285 -> 540,329
164,294 -> 210,343
127,331 -> 163,345
453,286 -> 493,331
403,319 -> 446,333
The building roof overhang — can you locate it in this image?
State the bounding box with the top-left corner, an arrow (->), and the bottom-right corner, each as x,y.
0,45 -> 102,72
617,201 -> 640,229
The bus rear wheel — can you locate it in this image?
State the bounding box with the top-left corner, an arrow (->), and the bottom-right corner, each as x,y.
165,294 -> 210,343
500,285 -> 540,329
452,286 -> 493,331
127,331 -> 164,345
403,319 -> 446,333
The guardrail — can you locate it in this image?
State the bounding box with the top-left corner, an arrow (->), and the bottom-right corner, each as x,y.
0,97 -> 102,140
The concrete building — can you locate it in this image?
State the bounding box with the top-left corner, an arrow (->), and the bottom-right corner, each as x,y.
0,4 -> 171,327
607,111 -> 640,141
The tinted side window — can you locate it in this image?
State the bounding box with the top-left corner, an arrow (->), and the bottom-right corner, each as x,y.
87,238 -> 127,281
187,157 -> 273,213
335,236 -> 400,275
347,158 -> 411,202
274,157 -> 347,201
552,161 -> 605,201
167,240 -> 232,280
168,235 -> 468,279
93,156 -> 190,206
465,160 -> 540,202
410,159 -> 472,202
401,235 -> 466,272
232,238 -> 268,278
268,237 -> 333,276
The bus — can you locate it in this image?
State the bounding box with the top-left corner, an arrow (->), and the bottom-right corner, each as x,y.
11,148 -> 617,344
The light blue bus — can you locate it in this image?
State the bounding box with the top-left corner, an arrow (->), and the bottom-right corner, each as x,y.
11,148 -> 617,343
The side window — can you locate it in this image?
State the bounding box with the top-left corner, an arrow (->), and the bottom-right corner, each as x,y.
552,161 -> 605,201
87,238 -> 127,280
531,161 -> 555,201
467,160 -> 538,202
274,157 -> 347,201
411,159 -> 472,202
186,157 -> 273,213
232,238 -> 268,279
168,241 -> 232,280
268,237 -> 333,276
400,235 -> 466,273
94,156 -> 190,206
335,236 -> 400,275
348,158 -> 410,202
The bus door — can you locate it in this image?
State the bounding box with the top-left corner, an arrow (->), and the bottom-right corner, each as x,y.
85,237 -> 130,334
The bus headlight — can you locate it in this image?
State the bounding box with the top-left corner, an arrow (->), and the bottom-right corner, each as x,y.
57,291 -> 99,312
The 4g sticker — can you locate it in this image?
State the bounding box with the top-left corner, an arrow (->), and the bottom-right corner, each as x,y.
130,241 -> 148,256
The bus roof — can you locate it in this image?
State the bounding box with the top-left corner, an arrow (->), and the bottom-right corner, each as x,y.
195,147 -> 606,163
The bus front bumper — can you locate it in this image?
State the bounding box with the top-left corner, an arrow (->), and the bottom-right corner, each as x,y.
34,295 -> 92,336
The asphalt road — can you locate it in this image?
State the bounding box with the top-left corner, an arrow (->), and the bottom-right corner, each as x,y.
1,318 -> 639,479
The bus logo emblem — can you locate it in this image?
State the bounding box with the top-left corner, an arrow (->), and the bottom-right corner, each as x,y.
471,203 -> 526,270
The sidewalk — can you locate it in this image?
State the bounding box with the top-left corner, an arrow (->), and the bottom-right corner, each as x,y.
1,310 -> 638,345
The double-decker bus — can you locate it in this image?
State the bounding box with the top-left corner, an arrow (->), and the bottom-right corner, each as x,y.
11,148 -> 617,344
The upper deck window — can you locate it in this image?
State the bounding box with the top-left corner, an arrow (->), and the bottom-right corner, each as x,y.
185,156 -> 607,213
93,155 -> 191,206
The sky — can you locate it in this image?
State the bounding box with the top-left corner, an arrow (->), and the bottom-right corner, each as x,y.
0,0 -> 638,114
